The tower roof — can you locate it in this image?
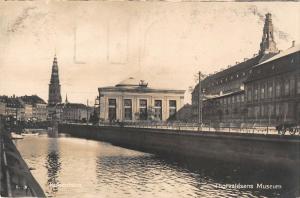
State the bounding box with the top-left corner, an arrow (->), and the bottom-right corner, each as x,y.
50,54 -> 60,84
116,77 -> 148,88
259,13 -> 279,56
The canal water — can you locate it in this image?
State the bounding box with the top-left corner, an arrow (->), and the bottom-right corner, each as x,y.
15,134 -> 298,198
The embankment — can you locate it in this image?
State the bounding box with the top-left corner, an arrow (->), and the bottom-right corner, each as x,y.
59,124 -> 300,169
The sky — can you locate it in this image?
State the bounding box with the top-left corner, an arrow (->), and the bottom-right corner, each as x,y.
0,1 -> 299,104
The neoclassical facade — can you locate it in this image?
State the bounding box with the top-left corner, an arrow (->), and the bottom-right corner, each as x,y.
98,77 -> 185,122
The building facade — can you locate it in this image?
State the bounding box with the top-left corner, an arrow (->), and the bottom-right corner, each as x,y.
191,13 -> 286,125
98,77 -> 185,122
0,96 -> 25,121
20,95 -> 47,121
245,46 -> 300,125
56,102 -> 93,123
0,95 -> 47,122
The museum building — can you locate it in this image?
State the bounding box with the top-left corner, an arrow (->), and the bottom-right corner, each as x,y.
98,77 -> 185,122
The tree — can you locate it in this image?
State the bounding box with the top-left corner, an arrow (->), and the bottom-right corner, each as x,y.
89,109 -> 99,125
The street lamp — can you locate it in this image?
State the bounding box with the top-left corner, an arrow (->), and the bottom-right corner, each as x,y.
198,71 -> 206,128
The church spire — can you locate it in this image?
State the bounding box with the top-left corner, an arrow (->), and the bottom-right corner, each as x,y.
48,54 -> 62,106
65,93 -> 69,104
259,13 -> 279,55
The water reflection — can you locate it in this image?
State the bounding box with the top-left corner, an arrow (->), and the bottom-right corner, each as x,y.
15,135 -> 299,198
45,138 -> 61,196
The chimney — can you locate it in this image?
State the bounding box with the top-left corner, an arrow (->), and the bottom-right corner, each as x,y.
292,40 -> 295,47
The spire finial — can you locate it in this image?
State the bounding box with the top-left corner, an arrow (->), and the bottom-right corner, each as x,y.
65,93 -> 68,103
259,12 -> 278,55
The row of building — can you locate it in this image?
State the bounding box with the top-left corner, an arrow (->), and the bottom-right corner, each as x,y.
0,94 -> 93,123
191,13 -> 300,126
0,95 -> 47,121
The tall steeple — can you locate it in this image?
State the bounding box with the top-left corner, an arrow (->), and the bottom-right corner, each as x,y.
65,93 -> 69,104
259,13 -> 279,55
48,54 -> 62,106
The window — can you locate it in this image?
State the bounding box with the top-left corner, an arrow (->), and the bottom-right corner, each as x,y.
247,107 -> 252,117
237,95 -> 240,103
169,100 -> 177,118
261,105 -> 265,117
154,100 -> 162,120
276,82 -> 281,97
283,102 -> 289,120
108,99 -> 116,121
254,106 -> 260,118
275,103 -> 280,116
284,80 -> 290,96
254,88 -> 258,100
297,76 -> 300,94
247,90 -> 252,102
268,83 -> 273,98
290,78 -> 295,95
139,99 -> 148,120
268,104 -> 274,117
261,86 -> 265,99
241,95 -> 244,102
124,99 -> 132,120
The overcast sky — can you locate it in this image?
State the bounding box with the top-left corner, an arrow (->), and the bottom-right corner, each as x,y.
0,1 -> 299,104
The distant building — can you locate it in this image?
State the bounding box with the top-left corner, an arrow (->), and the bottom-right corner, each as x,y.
56,96 -> 93,122
0,101 -> 5,115
192,13 -> 285,125
245,45 -> 300,125
48,55 -> 62,120
0,96 -> 25,121
175,104 -> 193,122
98,77 -> 185,122
19,95 -> 47,121
0,95 -> 47,122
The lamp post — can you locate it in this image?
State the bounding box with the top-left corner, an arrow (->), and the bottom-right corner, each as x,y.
198,71 -> 205,128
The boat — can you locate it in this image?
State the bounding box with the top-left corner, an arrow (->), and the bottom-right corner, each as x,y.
21,132 -> 39,136
11,132 -> 24,139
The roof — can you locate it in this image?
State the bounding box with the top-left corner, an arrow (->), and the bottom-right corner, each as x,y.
116,77 -> 148,87
99,76 -> 185,95
254,44 -> 300,68
202,54 -> 263,85
203,90 -> 244,101
246,45 -> 300,83
19,95 -> 46,105
5,98 -> 24,108
99,86 -> 185,95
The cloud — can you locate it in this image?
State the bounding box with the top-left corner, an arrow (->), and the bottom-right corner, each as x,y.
7,6 -> 36,33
